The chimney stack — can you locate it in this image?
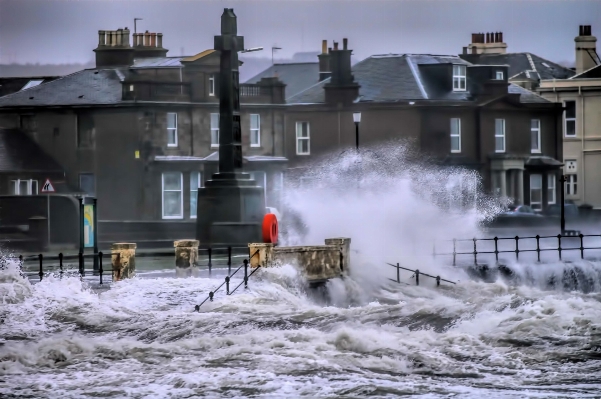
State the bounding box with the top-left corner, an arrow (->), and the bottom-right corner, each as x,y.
325,38 -> 360,105
318,39 -> 331,81
467,31 -> 507,54
575,25 -> 598,74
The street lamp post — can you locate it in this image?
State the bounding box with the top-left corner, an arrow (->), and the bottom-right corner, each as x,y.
353,112 -> 361,151
560,174 -> 566,234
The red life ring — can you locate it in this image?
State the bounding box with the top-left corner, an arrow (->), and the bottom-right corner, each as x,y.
262,213 -> 278,244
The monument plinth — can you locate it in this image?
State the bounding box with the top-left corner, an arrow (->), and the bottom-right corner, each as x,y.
196,8 -> 265,247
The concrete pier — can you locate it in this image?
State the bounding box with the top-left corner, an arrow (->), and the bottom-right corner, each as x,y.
249,237 -> 350,282
111,243 -> 136,281
174,239 -> 199,277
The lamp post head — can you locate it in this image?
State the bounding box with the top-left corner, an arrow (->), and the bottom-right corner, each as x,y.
353,112 -> 361,124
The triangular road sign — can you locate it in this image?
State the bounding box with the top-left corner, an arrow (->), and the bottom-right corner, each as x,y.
41,178 -> 55,193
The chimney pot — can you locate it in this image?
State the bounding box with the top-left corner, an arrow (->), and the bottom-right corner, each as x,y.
144,31 -> 150,46
328,47 -> 332,54
343,38 -> 348,50
471,33 -> 476,43
150,32 -> 157,47
98,30 -> 106,46
322,39 -> 327,54
499,32 -> 503,43
333,41 -> 338,50
486,32 -> 491,43
157,33 -> 163,48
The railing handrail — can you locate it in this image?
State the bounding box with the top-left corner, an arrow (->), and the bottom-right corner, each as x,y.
193,249 -> 261,311
385,262 -> 456,285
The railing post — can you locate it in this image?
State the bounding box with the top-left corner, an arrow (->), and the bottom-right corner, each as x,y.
208,247 -> 212,275
452,239 -> 456,266
515,236 -> 520,261
494,237 -> 499,263
209,291 -> 214,302
38,254 -> 43,281
59,252 -> 64,278
436,276 -> 440,287
99,251 -> 104,285
396,262 -> 400,283
473,238 -> 477,265
18,255 -> 23,267
225,276 -> 230,295
244,259 -> 248,289
79,251 -> 84,277
579,234 -> 584,259
227,246 -> 232,274
415,269 -> 420,286
557,234 -> 562,261
535,235 -> 541,262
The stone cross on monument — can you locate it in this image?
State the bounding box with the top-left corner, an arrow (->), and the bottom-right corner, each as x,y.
195,8 -> 265,247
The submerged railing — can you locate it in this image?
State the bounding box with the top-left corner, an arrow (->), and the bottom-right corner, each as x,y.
7,246 -> 250,285
386,262 -> 456,287
433,233 -> 601,266
194,250 -> 261,311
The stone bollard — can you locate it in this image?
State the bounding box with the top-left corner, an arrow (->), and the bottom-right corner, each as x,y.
174,239 -> 199,277
324,237 -> 351,273
248,243 -> 276,268
111,243 -> 136,281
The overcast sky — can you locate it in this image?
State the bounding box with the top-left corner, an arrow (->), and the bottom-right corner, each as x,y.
0,0 -> 598,66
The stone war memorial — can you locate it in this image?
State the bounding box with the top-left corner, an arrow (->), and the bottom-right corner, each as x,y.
195,8 -> 265,248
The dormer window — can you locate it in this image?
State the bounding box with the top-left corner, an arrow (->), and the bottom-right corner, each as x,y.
452,65 -> 466,91
495,71 -> 504,80
209,74 -> 215,96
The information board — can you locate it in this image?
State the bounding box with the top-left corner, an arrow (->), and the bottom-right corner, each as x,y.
84,204 -> 95,248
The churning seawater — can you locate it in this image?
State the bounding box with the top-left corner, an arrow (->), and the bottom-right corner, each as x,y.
1,260 -> 601,398
2,145 -> 601,398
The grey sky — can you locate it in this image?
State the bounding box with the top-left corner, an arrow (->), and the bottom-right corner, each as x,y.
0,0 -> 598,66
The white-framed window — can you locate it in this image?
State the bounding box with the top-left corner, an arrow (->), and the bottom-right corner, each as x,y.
530,174 -> 543,211
167,112 -> 178,147
211,113 -> 219,147
190,172 -> 202,219
495,71 -> 504,80
296,121 -> 310,155
566,174 -> 578,196
564,100 -> 576,137
452,65 -> 467,91
547,174 -> 556,205
531,119 -> 541,153
162,172 -> 183,219
209,74 -> 215,96
250,114 -> 260,147
10,179 -> 38,195
450,118 -> 461,153
495,119 -> 506,153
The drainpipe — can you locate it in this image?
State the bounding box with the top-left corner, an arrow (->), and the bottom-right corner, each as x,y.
190,107 -> 194,156
272,107 -> 276,156
475,106 -> 482,186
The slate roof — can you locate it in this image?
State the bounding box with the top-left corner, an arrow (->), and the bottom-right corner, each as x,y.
464,53 -> 575,81
0,77 -> 59,98
245,62 -> 320,100
0,69 -> 124,107
0,128 -> 64,172
287,54 -> 550,105
570,64 -> 601,79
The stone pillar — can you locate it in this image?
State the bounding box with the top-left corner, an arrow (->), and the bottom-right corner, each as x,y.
517,169 -> 524,205
174,240 -> 199,277
324,237 -> 351,274
248,243 -> 275,268
111,243 -> 136,281
499,170 -> 507,198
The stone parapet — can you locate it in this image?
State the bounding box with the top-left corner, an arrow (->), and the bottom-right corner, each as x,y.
248,237 -> 351,282
111,243 -> 136,281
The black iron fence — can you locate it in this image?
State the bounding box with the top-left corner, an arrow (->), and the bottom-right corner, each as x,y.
8,246 -> 251,285
194,250 -> 261,311
433,233 -> 601,266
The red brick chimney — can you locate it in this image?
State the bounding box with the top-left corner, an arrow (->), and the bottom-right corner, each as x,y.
317,39 -> 331,81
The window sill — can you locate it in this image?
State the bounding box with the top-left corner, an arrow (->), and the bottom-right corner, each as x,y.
531,150 -> 542,154
167,144 -> 178,148
190,216 -> 197,219
162,216 -> 183,220
495,150 -> 506,153
296,153 -> 310,156
250,144 -> 261,148
452,89 -> 467,92
451,150 -> 461,154
211,144 -> 219,148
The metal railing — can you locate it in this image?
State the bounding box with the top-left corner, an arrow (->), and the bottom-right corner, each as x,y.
9,246 -> 250,285
194,250 -> 261,311
386,262 -> 456,287
433,233 -> 601,266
